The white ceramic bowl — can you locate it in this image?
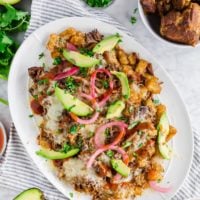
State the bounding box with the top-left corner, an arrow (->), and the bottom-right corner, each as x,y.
137,0 -> 199,48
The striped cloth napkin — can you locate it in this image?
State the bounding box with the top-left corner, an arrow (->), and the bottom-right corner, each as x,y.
0,0 -> 200,199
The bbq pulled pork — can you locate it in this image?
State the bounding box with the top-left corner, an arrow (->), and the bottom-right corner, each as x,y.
140,0 -> 157,13
160,3 -> 200,45
140,0 -> 200,45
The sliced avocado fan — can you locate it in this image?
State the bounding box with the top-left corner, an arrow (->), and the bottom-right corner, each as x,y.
92,34 -> 122,54
111,159 -> 130,177
55,87 -> 93,117
63,50 -> 100,68
106,100 -> 125,119
157,112 -> 172,160
0,0 -> 21,5
36,148 -> 80,160
111,71 -> 130,99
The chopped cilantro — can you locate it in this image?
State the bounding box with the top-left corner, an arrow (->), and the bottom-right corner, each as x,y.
38,79 -> 48,85
46,90 -> 51,96
60,143 -> 71,153
133,8 -> 138,14
88,131 -> 94,138
79,47 -> 94,57
133,152 -> 138,158
69,192 -> 74,198
69,124 -> 78,134
54,82 -> 58,88
79,67 -> 88,77
101,80 -> 109,89
38,52 -> 44,59
153,99 -> 160,105
0,97 -> 8,105
33,95 -> 38,100
138,143 -> 143,148
117,116 -> 129,123
28,114 -> 33,118
130,8 -> 138,25
84,0 -> 113,7
105,128 -> 110,137
128,121 -> 140,130
65,77 -> 78,93
122,141 -> 132,149
53,57 -> 62,65
131,16 -> 137,24
106,150 -> 114,158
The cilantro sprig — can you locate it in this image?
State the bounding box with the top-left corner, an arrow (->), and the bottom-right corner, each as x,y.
84,0 -> 113,8
0,4 -> 30,80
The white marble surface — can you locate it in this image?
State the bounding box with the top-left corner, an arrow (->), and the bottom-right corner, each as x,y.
1,0 -> 200,199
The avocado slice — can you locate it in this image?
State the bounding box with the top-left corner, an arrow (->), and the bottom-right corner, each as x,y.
0,0 -> 20,5
93,34 -> 122,54
63,50 -> 100,68
55,87 -> 93,117
157,112 -> 172,160
106,100 -> 125,119
111,71 -> 130,99
36,148 -> 80,160
111,159 -> 130,177
14,188 -> 44,200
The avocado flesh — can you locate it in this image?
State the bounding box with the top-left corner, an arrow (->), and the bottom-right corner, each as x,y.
36,148 -> 80,160
14,188 -> 44,200
0,0 -> 20,5
55,87 -> 93,117
111,71 -> 130,99
111,159 -> 130,177
92,34 -> 122,54
157,112 -> 172,160
63,50 -> 100,68
106,100 -> 125,119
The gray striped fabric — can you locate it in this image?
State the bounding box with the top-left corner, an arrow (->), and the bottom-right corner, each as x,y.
0,0 -> 199,199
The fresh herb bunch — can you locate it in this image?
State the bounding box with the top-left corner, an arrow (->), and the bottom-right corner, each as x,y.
84,0 -> 113,8
0,4 -> 30,80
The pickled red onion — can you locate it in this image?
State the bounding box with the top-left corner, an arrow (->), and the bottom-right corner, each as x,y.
87,145 -> 129,168
70,112 -> 99,125
94,121 -> 128,148
66,42 -> 78,51
53,67 -> 79,80
149,181 -> 172,193
90,69 -> 113,106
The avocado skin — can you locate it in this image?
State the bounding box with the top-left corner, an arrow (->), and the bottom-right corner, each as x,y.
111,159 -> 130,177
14,188 -> 44,200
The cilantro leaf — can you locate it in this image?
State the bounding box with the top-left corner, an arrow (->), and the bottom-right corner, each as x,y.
0,97 -> 8,105
85,0 -> 113,7
0,4 -> 30,80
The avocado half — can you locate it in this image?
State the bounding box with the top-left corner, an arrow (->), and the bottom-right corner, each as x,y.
14,188 -> 44,200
